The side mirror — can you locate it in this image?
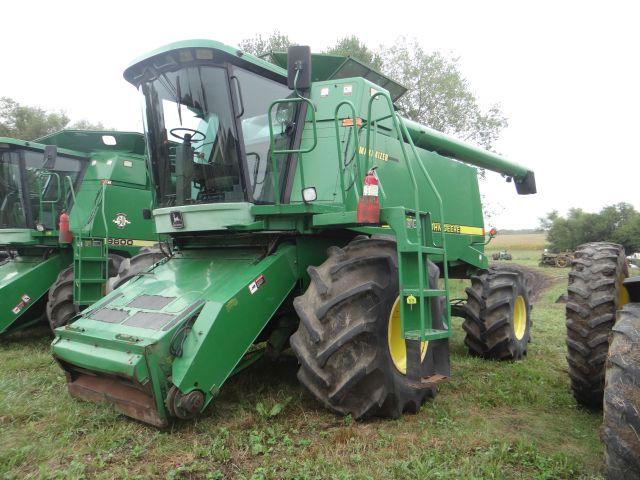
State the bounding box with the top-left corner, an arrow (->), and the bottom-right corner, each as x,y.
43,145 -> 57,169
287,45 -> 311,90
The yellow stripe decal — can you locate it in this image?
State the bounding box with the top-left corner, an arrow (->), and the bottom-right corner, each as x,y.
107,238 -> 157,247
431,223 -> 484,236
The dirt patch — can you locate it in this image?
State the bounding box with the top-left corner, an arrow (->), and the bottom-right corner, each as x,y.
491,263 -> 551,302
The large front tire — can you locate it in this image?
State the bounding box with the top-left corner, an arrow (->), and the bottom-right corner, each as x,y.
46,254 -> 124,330
290,236 -> 445,420
566,242 -> 628,408
462,264 -> 533,360
107,246 -> 166,292
602,303 -> 640,479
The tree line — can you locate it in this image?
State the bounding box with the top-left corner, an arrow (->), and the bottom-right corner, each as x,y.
0,97 -> 104,141
541,203 -> 640,254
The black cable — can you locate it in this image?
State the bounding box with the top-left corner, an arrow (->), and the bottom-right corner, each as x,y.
169,321 -> 192,357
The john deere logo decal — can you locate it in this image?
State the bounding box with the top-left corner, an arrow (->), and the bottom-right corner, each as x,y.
113,213 -> 131,229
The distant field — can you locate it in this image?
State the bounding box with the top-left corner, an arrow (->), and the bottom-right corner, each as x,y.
487,233 -> 547,251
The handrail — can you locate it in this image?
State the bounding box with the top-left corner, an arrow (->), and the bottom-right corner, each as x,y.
267,98 -> 318,154
365,92 -> 427,334
400,118 -> 451,324
267,97 -> 318,205
365,92 -> 423,235
37,171 -> 61,229
64,175 -> 76,207
399,120 -> 447,249
333,101 -> 361,201
100,182 -> 108,242
364,91 -> 452,335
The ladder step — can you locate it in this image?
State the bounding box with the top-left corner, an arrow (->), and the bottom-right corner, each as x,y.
404,329 -> 450,341
75,279 -> 107,284
77,257 -> 108,261
402,289 -> 447,297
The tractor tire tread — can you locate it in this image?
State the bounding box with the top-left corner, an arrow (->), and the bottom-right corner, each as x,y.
565,242 -> 627,408
602,303 -> 640,479
462,264 -> 533,360
291,236 -> 442,420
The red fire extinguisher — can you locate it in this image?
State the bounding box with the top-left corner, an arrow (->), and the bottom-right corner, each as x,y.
357,168 -> 380,224
58,210 -> 73,244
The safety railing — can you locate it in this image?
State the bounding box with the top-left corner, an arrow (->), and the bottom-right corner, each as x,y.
36,171 -> 61,229
333,101 -> 362,202
267,97 -> 318,205
359,91 -> 451,340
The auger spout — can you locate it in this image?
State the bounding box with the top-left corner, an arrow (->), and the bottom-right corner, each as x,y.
402,118 -> 536,194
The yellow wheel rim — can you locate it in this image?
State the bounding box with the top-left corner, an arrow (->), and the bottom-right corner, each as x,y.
618,273 -> 629,309
513,295 -> 527,340
387,297 -> 428,374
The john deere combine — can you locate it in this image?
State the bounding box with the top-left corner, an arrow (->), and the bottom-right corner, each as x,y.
52,41 -> 537,427
0,130 -> 157,334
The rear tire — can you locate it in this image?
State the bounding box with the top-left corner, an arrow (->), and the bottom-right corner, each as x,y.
462,264 -> 533,360
47,253 -> 124,330
107,246 -> 166,292
290,236 -> 445,419
602,303 -> 640,479
566,242 -> 628,408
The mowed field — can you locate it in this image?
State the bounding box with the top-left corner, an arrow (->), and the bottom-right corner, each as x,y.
488,233 -> 547,251
0,234 -> 607,479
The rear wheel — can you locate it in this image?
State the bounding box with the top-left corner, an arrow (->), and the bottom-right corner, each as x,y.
462,264 -> 533,360
107,246 -> 166,292
566,242 -> 628,408
46,254 -> 124,330
602,303 -> 640,479
290,236 -> 445,419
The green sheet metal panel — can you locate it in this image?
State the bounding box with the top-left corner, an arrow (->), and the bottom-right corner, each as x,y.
0,252 -> 70,334
270,52 -> 408,101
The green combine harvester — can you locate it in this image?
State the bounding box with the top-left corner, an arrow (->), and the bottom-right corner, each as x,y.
0,130 -> 158,334
52,40 -> 537,427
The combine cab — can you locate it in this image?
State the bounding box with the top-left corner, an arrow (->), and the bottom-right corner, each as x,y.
0,131 -> 157,334
52,41 -> 537,427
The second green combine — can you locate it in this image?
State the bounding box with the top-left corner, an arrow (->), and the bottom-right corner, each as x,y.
0,130 -> 158,334
52,41 -> 537,427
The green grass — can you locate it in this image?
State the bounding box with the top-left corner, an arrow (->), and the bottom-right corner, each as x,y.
0,248 -> 604,479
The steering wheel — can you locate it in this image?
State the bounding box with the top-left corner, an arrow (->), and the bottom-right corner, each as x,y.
169,127 -> 206,143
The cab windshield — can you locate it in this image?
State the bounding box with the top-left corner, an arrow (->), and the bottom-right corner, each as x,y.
0,148 -> 84,230
140,61 -> 294,207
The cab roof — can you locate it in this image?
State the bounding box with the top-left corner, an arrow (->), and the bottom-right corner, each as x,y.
123,39 -> 287,86
0,130 -> 145,158
123,39 -> 407,101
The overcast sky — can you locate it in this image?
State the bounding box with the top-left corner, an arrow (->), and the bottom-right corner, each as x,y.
2,1 -> 638,229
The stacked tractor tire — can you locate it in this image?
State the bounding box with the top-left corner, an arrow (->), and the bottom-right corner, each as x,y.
566,242 -> 640,479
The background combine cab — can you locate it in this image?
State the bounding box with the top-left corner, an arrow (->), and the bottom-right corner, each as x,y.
52,40 -> 537,427
0,130 -> 158,335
